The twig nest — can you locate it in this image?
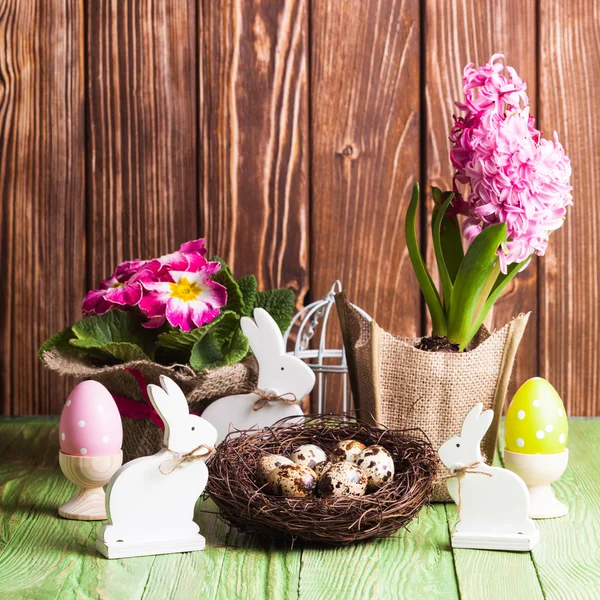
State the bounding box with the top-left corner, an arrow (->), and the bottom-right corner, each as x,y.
317,461 -> 367,497
356,445 -> 395,490
267,464 -> 317,497
290,444 -> 328,470
206,416 -> 437,545
330,439 -> 366,463
257,454 -> 294,485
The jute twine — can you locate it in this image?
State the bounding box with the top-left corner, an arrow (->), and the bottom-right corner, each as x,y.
238,386 -> 300,411
159,444 -> 216,475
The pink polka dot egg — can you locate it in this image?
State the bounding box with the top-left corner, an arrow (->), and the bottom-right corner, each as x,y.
59,381 -> 123,456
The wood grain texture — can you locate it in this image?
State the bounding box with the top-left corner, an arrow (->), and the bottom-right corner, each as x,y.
310,0 -> 421,413
424,0 -> 538,404
538,0 -> 600,417
200,0 -> 309,304
86,0 -> 198,286
0,0 -> 85,415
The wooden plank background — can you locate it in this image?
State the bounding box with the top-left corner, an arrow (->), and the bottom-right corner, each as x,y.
0,0 -> 596,416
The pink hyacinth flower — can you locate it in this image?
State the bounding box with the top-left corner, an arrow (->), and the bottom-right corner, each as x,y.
449,54 -> 572,272
139,262 -> 226,331
82,260 -> 156,315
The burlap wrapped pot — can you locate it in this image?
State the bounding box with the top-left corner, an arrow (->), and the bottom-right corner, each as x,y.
335,293 -> 529,501
41,350 -> 257,462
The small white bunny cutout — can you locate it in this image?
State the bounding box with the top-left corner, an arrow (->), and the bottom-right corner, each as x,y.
201,308 -> 315,445
438,403 -> 539,551
96,376 -> 218,559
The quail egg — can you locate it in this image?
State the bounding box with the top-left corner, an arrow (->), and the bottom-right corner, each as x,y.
330,439 -> 366,463
267,464 -> 317,497
314,461 -> 332,478
290,444 -> 328,470
256,454 -> 294,485
356,445 -> 395,491
317,461 -> 367,497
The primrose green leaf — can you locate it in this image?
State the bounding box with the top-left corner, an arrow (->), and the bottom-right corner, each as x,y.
212,267 -> 244,316
447,223 -> 507,346
254,288 -> 295,333
38,326 -> 78,358
93,342 -> 151,363
189,312 -> 249,370
405,182 -> 447,336
237,275 -> 258,316
70,310 -> 156,357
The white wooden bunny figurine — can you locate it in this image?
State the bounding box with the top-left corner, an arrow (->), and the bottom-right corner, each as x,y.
438,403 -> 539,551
202,308 -> 315,445
96,375 -> 218,559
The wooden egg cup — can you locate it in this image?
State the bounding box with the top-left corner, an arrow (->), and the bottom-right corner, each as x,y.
504,448 -> 569,519
58,451 -> 123,521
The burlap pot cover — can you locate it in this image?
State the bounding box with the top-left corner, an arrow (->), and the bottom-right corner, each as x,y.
41,350 -> 258,462
335,293 -> 529,501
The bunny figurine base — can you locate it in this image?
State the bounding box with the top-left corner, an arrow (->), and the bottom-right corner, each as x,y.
439,403 -> 539,552
202,308 -> 315,445
96,376 -> 218,559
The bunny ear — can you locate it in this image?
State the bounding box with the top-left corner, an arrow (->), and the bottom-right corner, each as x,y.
475,409 -> 494,439
147,376 -> 189,434
252,308 -> 285,355
159,375 -> 188,410
240,316 -> 259,346
461,403 -> 484,438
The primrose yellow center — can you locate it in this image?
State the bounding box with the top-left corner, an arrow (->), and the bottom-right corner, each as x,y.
169,277 -> 202,302
110,282 -> 123,288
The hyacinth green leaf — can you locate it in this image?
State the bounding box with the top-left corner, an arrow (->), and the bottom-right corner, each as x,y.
446,222 -> 507,347
405,182 -> 447,336
190,312 -> 249,371
70,310 -> 156,358
432,191 -> 455,310
38,326 -> 78,358
432,187 -> 464,284
237,274 -> 258,316
465,256 -> 531,345
254,288 -> 295,334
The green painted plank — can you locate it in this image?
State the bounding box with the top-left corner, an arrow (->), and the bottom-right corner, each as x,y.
298,504 -> 458,600
0,421 -> 28,458
447,431 -> 544,600
499,420 -> 600,599
140,499 -> 231,600
214,529 -> 301,600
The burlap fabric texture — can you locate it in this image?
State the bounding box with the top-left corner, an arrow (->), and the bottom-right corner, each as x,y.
42,350 -> 257,462
335,293 -> 529,501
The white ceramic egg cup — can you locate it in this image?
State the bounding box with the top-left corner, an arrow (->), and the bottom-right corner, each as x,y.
504,449 -> 569,518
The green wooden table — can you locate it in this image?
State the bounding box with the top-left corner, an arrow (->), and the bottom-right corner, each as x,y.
0,418 -> 598,599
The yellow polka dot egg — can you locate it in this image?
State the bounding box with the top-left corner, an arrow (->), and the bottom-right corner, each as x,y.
505,377 -> 568,454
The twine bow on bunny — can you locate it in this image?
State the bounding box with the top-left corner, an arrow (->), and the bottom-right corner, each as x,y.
237,386 -> 300,411
159,444 -> 217,475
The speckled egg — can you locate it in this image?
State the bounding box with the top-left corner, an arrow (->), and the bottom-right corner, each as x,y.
317,461 -> 367,497
290,444 -> 328,470
314,461 -> 331,478
59,380 -> 123,457
256,454 -> 294,485
267,464 -> 317,497
505,377 -> 568,454
356,445 -> 395,490
329,439 -> 366,464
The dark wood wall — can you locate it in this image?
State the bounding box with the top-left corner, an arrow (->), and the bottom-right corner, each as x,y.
1,1 -> 597,416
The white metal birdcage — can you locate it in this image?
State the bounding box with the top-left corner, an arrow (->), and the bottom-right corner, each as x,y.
283,281 -> 371,415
